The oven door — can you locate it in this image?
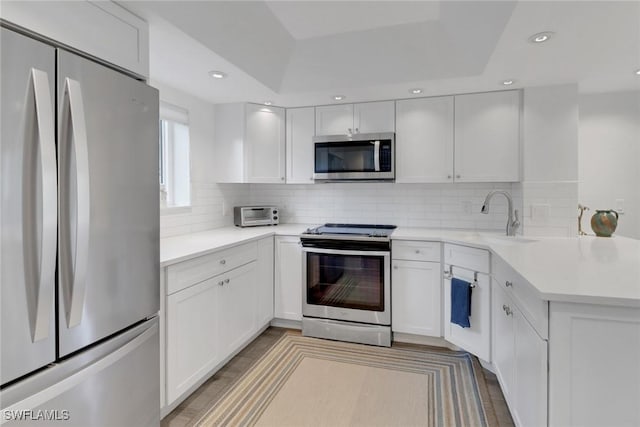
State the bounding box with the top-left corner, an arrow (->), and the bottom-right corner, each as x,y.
302,247 -> 390,325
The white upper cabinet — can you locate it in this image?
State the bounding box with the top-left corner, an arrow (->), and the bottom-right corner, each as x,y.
315,101 -> 395,135
0,1 -> 149,78
353,101 -> 395,134
454,90 -> 521,182
286,107 -> 315,184
214,103 -> 285,183
315,104 -> 354,135
245,104 -> 286,183
395,96 -> 454,183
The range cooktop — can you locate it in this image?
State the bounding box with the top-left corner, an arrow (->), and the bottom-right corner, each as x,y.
303,223 -> 397,238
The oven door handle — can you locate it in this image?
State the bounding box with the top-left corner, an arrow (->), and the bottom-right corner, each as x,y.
301,247 -> 390,257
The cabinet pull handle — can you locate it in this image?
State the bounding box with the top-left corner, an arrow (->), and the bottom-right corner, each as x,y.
218,281 -> 224,286
220,259 -> 226,265
224,278 -> 230,284
503,304 -> 513,316
506,281 -> 513,287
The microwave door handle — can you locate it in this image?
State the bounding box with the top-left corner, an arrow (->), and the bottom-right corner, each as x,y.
374,140 -> 380,171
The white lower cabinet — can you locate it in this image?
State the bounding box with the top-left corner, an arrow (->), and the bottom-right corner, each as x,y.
216,261 -> 258,358
491,260 -> 548,427
274,236 -> 303,321
164,238 -> 274,409
442,244 -> 491,362
549,302 -> 640,427
391,241 -> 442,337
166,276 -> 220,404
256,237 -> 274,326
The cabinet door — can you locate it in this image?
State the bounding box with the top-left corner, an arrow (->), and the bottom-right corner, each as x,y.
315,104 -> 354,135
166,278 -> 219,404
286,107 -> 315,184
395,97 -> 454,183
274,236 -> 303,321
454,90 -> 520,182
391,260 -> 441,337
354,101 -> 395,133
217,262 -> 258,358
443,266 -> 491,361
491,280 -> 515,401
513,310 -> 547,427
245,104 -> 285,183
256,237 -> 274,327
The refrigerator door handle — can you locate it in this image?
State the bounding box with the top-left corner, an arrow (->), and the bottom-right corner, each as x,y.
24,69 -> 57,342
59,78 -> 90,328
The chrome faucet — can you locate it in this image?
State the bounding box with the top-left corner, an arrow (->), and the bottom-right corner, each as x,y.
481,190 -> 520,236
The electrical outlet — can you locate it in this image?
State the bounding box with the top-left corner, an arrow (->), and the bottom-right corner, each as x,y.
531,204 -> 550,222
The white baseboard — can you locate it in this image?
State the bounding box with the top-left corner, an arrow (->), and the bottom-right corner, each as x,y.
270,318 -> 302,330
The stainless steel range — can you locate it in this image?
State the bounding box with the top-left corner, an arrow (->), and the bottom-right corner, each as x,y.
301,224 -> 396,347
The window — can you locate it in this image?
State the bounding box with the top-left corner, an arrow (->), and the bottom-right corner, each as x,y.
159,101 -> 191,209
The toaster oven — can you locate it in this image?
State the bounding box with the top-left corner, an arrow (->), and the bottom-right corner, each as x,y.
234,206 -> 279,227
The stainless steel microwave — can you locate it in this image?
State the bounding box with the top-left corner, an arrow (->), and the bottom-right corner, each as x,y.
313,132 -> 395,181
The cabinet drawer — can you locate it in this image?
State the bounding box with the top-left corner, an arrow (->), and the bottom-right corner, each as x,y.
392,241 -> 440,262
167,242 -> 258,295
492,256 -> 548,339
444,243 -> 489,274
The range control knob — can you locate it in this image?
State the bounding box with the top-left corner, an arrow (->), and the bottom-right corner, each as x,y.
273,216 -> 278,220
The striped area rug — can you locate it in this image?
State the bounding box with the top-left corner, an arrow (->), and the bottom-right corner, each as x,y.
195,334 -> 497,427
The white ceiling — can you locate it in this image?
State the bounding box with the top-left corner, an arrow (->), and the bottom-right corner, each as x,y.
121,1 -> 640,107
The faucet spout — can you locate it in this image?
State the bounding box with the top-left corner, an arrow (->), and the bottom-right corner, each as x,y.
481,190 -> 520,236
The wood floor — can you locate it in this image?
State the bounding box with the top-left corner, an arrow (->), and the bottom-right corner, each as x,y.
162,327 -> 515,427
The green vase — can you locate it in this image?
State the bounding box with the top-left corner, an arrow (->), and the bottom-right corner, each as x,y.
590,210 -> 618,237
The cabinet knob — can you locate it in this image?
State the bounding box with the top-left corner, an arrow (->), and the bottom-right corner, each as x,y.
415,250 -> 421,254
393,265 -> 398,270
348,128 -> 352,134
224,278 -> 230,284
220,259 -> 226,265
447,175 -> 452,179
354,128 -> 359,133
281,177 -> 285,181
310,177 -> 314,181
456,174 -> 461,179
218,281 -> 224,286
505,280 -> 513,287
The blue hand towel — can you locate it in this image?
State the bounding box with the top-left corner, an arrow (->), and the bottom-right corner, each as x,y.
451,277 -> 472,328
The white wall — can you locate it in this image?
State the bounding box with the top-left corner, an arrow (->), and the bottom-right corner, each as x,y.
518,85 -> 580,237
248,182 -> 515,230
153,82 -> 248,237
579,91 -> 640,239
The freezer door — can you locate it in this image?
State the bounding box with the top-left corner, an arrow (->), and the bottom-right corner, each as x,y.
57,50 -> 160,357
1,28 -> 57,385
0,318 -> 160,427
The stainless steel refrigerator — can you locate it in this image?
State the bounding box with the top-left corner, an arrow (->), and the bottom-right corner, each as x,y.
1,26 -> 160,426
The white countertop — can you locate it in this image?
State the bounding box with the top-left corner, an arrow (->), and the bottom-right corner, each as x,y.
394,227 -> 640,308
160,224 -> 314,266
161,225 -> 640,308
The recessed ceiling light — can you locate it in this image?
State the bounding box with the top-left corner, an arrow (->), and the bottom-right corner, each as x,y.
410,88 -> 423,94
208,70 -> 227,79
263,101 -> 273,106
635,69 -> 640,76
333,95 -> 346,101
502,80 -> 515,86
528,31 -> 554,44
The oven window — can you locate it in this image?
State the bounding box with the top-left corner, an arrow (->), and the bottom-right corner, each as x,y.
306,252 -> 385,311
